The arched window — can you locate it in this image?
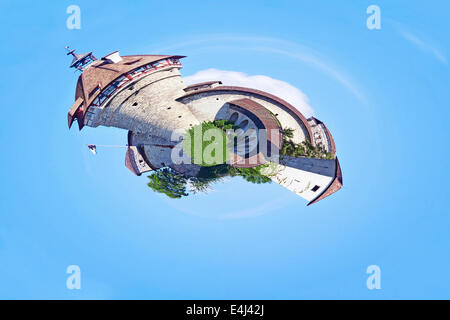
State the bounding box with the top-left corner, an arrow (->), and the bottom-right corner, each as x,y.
229,112 -> 239,123
238,120 -> 249,130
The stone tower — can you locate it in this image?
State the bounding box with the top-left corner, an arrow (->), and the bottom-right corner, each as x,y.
66,48 -> 342,205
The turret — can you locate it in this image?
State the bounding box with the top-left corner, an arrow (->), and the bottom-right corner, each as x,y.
65,46 -> 97,71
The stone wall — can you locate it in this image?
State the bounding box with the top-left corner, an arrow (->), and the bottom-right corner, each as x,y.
307,117 -> 333,154
262,157 -> 336,202
179,91 -> 310,144
85,67 -> 200,140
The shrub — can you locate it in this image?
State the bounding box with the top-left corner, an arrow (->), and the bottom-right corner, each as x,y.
280,127 -> 335,159
182,120 -> 238,167
229,164 -> 273,184
189,163 -> 272,193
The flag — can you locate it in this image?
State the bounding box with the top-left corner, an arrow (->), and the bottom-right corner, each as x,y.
87,145 -> 97,155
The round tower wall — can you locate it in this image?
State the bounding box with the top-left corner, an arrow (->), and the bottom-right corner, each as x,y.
86,68 -> 200,140
180,91 -> 309,144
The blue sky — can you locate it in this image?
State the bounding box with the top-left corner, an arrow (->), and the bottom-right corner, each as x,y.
0,0 -> 449,299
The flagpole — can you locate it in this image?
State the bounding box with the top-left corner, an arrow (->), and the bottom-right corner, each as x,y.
86,144 -> 128,148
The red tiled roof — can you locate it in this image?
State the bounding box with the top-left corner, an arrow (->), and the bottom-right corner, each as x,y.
77,54 -> 184,108
69,54 -> 184,129
125,147 -> 139,176
67,97 -> 84,129
307,157 -> 343,206
229,98 -> 281,130
228,98 -> 282,168
184,81 -> 222,91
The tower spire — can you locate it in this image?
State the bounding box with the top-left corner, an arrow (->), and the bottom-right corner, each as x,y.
65,46 -> 97,71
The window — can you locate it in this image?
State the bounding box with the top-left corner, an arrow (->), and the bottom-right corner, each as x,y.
238,120 -> 249,130
311,185 -> 320,192
89,85 -> 100,98
103,86 -> 115,95
229,112 -> 239,123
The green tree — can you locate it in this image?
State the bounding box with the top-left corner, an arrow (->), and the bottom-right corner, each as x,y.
281,128 -> 294,139
147,168 -> 188,199
189,164 -> 231,193
229,165 -> 272,184
183,120 -> 238,167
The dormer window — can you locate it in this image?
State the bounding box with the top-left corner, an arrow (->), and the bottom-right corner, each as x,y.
101,51 -> 123,64
124,58 -> 142,65
89,83 -> 102,98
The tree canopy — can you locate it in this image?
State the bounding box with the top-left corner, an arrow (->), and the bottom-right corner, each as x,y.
147,168 -> 188,199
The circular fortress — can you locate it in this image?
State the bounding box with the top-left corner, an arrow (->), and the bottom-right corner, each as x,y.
66,49 -> 342,205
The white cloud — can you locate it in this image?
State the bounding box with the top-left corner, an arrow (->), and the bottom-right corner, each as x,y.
183,69 -> 315,117
153,35 -> 368,106
399,30 -> 447,65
